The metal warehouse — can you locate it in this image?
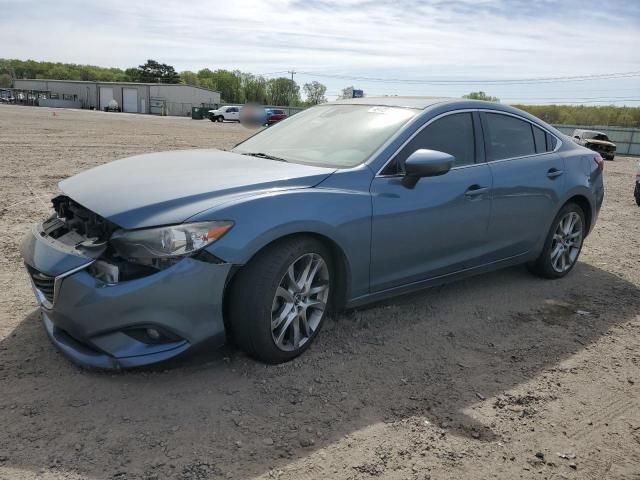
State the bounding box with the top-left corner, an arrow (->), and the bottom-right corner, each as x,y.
12,79 -> 221,116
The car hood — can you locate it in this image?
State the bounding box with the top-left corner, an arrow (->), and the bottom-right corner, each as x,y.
585,139 -> 616,147
60,149 -> 335,229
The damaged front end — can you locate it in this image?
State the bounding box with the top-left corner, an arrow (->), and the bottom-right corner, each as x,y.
21,195 -> 233,369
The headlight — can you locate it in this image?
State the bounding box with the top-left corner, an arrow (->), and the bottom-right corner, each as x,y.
110,221 -> 233,260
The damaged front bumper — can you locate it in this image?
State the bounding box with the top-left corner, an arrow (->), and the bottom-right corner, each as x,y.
20,223 -> 232,370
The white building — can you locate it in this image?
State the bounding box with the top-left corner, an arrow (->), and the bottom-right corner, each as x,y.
13,79 -> 221,116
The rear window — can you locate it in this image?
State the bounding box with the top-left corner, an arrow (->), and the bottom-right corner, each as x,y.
484,113 -> 536,161
532,125 -> 557,153
533,125 -> 547,153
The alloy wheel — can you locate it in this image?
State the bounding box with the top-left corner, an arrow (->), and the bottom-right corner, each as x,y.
550,211 -> 583,273
271,253 -> 330,351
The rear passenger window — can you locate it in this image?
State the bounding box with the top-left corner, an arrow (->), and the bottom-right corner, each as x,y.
384,113 -> 475,174
533,125 -> 547,153
484,113 -> 536,161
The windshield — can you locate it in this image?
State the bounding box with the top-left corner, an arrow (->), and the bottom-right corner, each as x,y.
585,132 -> 610,141
233,104 -> 418,168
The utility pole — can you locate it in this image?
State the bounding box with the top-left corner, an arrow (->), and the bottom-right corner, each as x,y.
287,70 -> 296,107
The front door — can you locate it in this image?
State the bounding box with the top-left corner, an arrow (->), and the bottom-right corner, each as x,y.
370,111 -> 493,292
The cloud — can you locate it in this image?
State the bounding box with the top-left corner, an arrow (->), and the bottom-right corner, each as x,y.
0,0 -> 638,102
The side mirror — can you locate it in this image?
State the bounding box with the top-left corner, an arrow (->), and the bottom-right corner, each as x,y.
573,135 -> 580,139
401,149 -> 454,189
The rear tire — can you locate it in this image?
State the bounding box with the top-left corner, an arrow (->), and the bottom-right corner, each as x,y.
228,237 -> 333,364
634,183 -> 640,206
528,202 -> 586,279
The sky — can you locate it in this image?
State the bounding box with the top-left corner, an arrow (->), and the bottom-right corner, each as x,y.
1,0 -> 639,104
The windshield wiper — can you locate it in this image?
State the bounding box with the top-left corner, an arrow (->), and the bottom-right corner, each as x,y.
241,152 -> 289,162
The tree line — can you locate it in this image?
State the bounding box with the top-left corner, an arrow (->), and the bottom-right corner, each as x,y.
1,59 -> 638,126
463,91 -> 640,127
0,59 -> 327,107
515,104 -> 640,128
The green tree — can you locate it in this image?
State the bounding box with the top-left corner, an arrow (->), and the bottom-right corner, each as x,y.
0,73 -> 11,87
514,104 -> 640,128
180,71 -> 200,86
136,59 -> 180,83
124,68 -> 140,82
463,91 -> 500,102
266,77 -> 300,106
240,73 -> 267,104
303,81 -> 327,105
199,69 -> 242,103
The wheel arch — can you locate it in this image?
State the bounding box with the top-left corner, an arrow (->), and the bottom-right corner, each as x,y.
223,231 -> 352,321
564,194 -> 593,236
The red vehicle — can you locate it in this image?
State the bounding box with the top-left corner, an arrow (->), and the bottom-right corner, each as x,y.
265,108 -> 287,125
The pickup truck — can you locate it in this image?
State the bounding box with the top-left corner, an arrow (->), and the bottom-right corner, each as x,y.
208,106 -> 242,122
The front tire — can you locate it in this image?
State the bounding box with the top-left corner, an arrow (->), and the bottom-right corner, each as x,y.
528,203 -> 586,279
228,237 -> 332,364
634,183 -> 640,206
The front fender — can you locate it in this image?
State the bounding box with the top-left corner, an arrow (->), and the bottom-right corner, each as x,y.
190,186 -> 373,299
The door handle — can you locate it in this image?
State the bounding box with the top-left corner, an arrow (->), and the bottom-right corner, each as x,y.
464,185 -> 489,197
547,168 -> 564,179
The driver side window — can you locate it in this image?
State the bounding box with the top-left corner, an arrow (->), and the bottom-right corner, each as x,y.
381,112 -> 475,175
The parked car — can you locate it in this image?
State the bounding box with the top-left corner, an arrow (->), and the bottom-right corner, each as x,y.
265,108 -> 288,125
208,105 -> 242,122
20,97 -> 604,369
635,161 -> 640,206
572,129 -> 616,160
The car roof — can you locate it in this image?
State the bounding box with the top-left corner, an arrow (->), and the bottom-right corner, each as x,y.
329,96 -> 524,113
328,96 -> 567,138
331,96 -> 453,109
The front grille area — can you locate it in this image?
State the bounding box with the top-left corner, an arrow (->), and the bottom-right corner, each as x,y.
27,266 -> 55,304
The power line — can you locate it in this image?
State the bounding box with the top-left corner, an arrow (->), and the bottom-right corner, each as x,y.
295,70 -> 640,85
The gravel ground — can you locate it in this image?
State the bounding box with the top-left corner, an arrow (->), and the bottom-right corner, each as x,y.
0,105 -> 639,480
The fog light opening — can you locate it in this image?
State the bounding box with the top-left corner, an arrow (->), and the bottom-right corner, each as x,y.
125,326 -> 182,345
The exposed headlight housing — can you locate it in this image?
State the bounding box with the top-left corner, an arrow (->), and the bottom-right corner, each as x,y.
110,221 -> 233,261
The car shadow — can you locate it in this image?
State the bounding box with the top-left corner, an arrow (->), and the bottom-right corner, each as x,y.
0,263 -> 638,479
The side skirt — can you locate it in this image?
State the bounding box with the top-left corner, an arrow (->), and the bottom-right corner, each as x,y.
346,252 -> 532,309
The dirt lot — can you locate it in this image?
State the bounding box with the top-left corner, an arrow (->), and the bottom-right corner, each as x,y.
0,104 -> 639,480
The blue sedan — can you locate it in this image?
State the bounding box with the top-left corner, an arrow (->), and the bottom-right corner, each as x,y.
20,97 -> 604,368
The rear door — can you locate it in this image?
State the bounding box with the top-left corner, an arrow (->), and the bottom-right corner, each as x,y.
369,111 -> 493,291
227,107 -> 240,121
480,111 -> 564,261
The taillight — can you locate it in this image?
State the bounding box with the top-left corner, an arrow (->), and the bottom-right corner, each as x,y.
593,154 -> 604,171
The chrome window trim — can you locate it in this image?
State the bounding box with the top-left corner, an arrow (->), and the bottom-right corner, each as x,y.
375,108 -> 562,177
